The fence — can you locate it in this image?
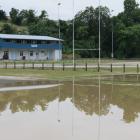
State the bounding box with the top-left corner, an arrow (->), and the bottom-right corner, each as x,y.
0,61 -> 140,74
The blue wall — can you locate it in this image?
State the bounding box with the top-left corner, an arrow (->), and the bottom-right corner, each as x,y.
0,41 -> 63,49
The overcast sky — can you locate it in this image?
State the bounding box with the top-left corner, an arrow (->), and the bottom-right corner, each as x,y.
0,0 -> 139,20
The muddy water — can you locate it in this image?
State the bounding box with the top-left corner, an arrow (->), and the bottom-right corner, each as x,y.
0,74 -> 140,140
0,79 -> 57,88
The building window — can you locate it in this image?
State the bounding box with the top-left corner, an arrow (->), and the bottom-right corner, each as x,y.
42,41 -> 46,44
41,51 -> 45,54
32,40 -> 37,44
37,40 -> 41,44
47,41 -> 51,44
4,39 -> 10,42
30,51 -> 33,56
17,40 -> 22,44
23,40 -> 27,44
3,51 -> 9,60
20,51 -> 23,56
27,40 -> 31,44
4,51 -> 8,55
11,40 -> 16,43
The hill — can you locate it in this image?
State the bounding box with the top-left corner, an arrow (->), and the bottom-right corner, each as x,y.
0,20 -> 28,34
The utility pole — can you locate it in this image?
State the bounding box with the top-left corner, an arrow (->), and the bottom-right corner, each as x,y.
111,10 -> 114,61
58,2 -> 61,60
98,0 -> 101,66
72,0 -> 75,67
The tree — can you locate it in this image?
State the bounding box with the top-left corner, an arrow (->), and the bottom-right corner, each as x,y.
73,6 -> 112,57
124,0 -> 138,15
39,10 -> 48,20
10,8 -> 20,24
28,19 -> 58,37
26,10 -> 37,25
124,0 -> 139,26
117,24 -> 140,58
9,8 -> 24,25
75,6 -> 95,38
0,10 -> 7,20
9,8 -> 37,25
1,24 -> 15,34
17,10 -> 27,25
132,8 -> 140,24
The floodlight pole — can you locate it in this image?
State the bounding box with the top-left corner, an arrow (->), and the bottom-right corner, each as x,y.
99,0 -> 101,67
111,10 -> 114,61
112,24 -> 114,59
72,0 -> 75,67
58,2 -> 61,60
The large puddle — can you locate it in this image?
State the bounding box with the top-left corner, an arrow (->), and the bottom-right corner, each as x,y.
0,74 -> 140,140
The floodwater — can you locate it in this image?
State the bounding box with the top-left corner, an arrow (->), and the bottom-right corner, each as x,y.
0,74 -> 140,140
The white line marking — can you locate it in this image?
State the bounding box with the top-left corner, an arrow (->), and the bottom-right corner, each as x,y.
0,84 -> 62,92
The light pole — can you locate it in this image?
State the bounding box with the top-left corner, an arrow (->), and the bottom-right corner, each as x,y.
72,0 -> 75,67
111,10 -> 114,60
98,0 -> 101,67
58,2 -> 61,61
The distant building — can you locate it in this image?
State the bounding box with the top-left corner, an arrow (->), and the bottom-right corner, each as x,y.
0,34 -> 63,60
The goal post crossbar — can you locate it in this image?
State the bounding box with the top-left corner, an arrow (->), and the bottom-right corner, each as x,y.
74,48 -> 99,51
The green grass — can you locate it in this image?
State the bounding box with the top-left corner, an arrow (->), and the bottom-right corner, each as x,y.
0,69 -> 96,80
0,67 -> 139,80
0,58 -> 139,65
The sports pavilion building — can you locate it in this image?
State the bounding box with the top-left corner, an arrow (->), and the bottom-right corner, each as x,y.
0,34 -> 63,61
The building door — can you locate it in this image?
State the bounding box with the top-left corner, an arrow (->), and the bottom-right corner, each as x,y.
3,51 -> 9,60
36,52 -> 39,60
11,51 -> 16,60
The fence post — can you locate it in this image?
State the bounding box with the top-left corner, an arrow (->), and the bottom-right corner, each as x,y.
74,63 -> 76,71
111,64 -> 112,72
123,64 -> 125,73
97,63 -> 100,72
63,62 -> 65,71
137,64 -> 139,73
85,61 -> 87,71
32,62 -> 34,69
5,62 -> 7,69
42,62 -> 44,70
23,62 -> 25,69
14,61 -> 16,69
52,62 -> 54,70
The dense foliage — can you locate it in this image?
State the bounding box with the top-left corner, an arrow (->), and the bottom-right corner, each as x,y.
0,0 -> 140,58
0,10 -> 7,20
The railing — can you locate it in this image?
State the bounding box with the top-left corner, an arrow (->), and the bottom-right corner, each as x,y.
0,61 -> 140,74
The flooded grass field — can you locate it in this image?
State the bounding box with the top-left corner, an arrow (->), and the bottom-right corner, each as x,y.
0,74 -> 140,140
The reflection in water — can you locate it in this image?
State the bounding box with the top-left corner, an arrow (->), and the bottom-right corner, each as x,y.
98,75 -> 101,140
57,80 -> 61,122
0,75 -> 140,123
72,76 -> 75,136
0,87 -> 58,114
0,75 -> 140,140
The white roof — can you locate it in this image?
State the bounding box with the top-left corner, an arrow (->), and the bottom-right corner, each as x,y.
0,34 -> 62,41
